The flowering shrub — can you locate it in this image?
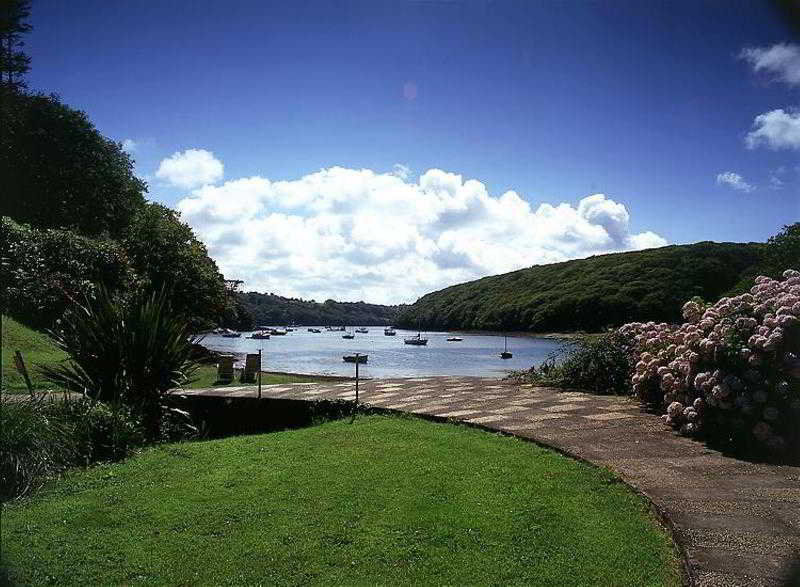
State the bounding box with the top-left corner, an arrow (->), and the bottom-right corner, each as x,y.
619,269 -> 800,454
509,332 -> 633,395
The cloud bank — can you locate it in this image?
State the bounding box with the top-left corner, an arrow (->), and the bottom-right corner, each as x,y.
176,166 -> 667,304
716,171 -> 755,193
741,43 -> 800,87
156,149 -> 224,188
745,109 -> 800,150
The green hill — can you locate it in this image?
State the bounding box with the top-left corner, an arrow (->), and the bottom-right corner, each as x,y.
237,292 -> 401,327
396,242 -> 764,333
1,315 -> 66,393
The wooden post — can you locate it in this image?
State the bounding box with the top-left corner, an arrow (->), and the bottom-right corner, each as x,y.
258,348 -> 262,399
355,353 -> 359,406
13,351 -> 34,397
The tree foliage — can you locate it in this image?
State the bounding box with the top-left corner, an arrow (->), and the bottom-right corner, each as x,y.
764,223 -> 799,278
123,203 -> 228,329
0,89 -> 232,329
397,242 -> 765,333
0,91 -> 147,238
0,0 -> 31,92
1,216 -> 135,329
237,292 -> 400,327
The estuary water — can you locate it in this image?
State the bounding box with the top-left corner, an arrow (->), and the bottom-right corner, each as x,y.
201,327 -> 567,379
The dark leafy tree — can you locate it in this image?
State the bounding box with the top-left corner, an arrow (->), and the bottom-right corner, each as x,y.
1,216 -> 135,329
221,296 -> 255,331
764,223 -> 799,276
0,0 -> 31,92
0,92 -> 147,238
122,203 -> 228,329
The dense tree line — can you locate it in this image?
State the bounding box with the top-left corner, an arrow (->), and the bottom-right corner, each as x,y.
237,292 -> 401,327
396,241 -> 770,333
0,22 -> 232,330
1,91 -> 147,238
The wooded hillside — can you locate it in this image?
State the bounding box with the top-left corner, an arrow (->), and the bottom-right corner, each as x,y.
237,291 -> 401,327
396,242 -> 764,332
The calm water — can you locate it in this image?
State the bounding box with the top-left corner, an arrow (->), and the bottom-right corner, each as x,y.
201,327 -> 567,378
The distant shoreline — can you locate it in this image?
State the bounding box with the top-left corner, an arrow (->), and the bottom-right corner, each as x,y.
447,330 -> 587,340
199,328 -> 588,340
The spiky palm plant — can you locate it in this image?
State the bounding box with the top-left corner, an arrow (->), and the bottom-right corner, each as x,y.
122,289 -> 199,440
42,286 -> 198,441
40,286 -> 126,403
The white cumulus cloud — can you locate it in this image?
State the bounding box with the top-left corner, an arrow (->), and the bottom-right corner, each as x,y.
156,149 -> 224,189
392,163 -> 411,180
716,171 -> 755,193
745,109 -> 800,150
740,43 -> 800,86
176,166 -> 668,304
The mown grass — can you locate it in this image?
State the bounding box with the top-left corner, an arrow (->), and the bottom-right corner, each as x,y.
185,364 -> 332,389
1,415 -> 680,586
0,318 -> 329,394
1,315 -> 66,393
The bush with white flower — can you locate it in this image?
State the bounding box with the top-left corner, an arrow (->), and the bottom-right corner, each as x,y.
618,269 -> 800,454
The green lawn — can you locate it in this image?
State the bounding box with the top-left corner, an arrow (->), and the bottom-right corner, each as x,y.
185,364 -> 337,389
1,416 -> 680,586
0,317 -> 331,394
1,315 -> 66,393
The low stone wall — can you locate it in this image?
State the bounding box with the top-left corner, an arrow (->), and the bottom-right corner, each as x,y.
171,394 -> 357,438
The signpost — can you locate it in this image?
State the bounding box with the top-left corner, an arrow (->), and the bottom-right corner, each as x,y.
354,352 -> 360,406
258,348 -> 262,399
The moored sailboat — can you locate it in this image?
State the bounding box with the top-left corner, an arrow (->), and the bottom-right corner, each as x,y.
404,318 -> 428,345
500,336 -> 512,359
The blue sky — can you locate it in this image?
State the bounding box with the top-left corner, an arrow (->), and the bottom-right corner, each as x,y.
25,1 -> 800,303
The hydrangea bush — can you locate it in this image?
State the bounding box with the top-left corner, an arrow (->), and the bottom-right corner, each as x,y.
618,269 -> 800,454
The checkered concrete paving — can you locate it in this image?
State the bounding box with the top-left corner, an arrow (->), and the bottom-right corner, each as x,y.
182,376 -> 800,586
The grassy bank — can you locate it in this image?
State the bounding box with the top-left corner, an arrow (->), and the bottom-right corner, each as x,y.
1,415 -> 680,585
1,315 -> 66,393
0,317 -> 334,394
185,364 -> 328,389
